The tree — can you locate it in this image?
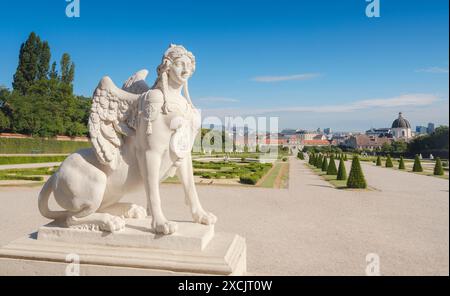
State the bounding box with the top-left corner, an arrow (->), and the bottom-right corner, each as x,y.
392,140 -> 407,153
49,62 -> 58,80
327,155 -> 338,175
398,156 -> 405,170
385,155 -> 393,168
37,41 -> 51,80
347,156 -> 367,189
381,142 -> 393,154
376,155 -> 382,166
344,154 -> 348,161
321,157 -> 328,172
297,151 -> 304,160
412,154 -> 423,172
12,32 -> 41,94
434,157 -> 444,176
337,157 -> 347,180
60,53 -> 75,87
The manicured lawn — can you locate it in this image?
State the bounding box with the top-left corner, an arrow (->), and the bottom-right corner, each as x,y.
0,166 -> 58,181
0,155 -> 67,165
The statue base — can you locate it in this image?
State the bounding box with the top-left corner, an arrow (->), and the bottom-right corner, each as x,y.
0,220 -> 246,276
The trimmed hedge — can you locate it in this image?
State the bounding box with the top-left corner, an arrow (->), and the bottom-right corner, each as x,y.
385,155 -> 393,168
376,156 -> 382,166
347,156 -> 367,189
337,157 -> 347,180
412,155 -> 423,172
0,155 -> 67,165
0,137 -> 90,154
398,156 -> 405,170
434,157 -> 444,175
326,155 -> 338,175
321,157 -> 328,172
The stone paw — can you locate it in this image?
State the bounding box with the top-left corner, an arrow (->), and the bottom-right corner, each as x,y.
152,219 -> 178,235
123,204 -> 147,219
193,210 -> 217,225
100,214 -> 126,232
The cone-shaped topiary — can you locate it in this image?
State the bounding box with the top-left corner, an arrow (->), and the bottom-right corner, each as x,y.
344,154 -> 348,161
385,155 -> 393,168
376,156 -> 382,166
337,157 -> 347,180
297,152 -> 304,160
321,157 -> 328,172
412,154 -> 423,172
434,157 -> 444,175
315,154 -> 322,168
327,155 -> 338,175
309,153 -> 315,165
347,156 -> 367,189
398,156 -> 405,170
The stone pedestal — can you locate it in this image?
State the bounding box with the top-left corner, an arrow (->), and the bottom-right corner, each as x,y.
0,219 -> 246,276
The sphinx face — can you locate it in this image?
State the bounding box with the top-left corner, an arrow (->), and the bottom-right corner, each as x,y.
168,55 -> 193,85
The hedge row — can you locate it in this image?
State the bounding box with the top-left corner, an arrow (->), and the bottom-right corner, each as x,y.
0,138 -> 90,154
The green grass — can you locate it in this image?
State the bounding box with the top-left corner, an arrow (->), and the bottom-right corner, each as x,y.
0,137 -> 90,154
0,155 -> 68,165
306,163 -> 356,190
0,166 -> 58,181
259,163 -> 283,188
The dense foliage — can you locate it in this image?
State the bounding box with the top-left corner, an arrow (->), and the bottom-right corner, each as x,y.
0,32 -> 90,137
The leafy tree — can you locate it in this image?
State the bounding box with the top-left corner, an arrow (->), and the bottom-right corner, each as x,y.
37,41 -> 51,80
398,156 -> 405,170
412,154 -> 423,172
49,62 -> 58,80
60,53 -> 75,84
385,155 -> 393,168
327,155 -> 338,175
434,157 -> 444,176
392,140 -> 407,153
381,142 -> 393,154
376,155 -> 382,166
0,110 -> 9,130
12,32 -> 41,94
347,156 -> 367,189
408,126 -> 449,155
321,157 -> 328,172
337,157 -> 347,180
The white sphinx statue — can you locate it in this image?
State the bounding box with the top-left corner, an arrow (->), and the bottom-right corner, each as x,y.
38,44 -> 217,234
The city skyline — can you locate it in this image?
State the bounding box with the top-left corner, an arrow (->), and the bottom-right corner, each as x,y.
0,0 -> 448,130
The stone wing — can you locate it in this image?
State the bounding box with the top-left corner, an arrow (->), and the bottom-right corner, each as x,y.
89,76 -> 140,170
122,69 -> 151,94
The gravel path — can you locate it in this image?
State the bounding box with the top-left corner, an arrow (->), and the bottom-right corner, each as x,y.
0,157 -> 448,275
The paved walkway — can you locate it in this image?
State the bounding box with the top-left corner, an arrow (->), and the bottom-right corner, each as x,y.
0,157 -> 448,275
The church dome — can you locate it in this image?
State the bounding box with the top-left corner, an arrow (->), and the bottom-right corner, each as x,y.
392,112 -> 411,129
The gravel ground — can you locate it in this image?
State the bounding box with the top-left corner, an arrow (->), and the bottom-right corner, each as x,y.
0,157 -> 448,275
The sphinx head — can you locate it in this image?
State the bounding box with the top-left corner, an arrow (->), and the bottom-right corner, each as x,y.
157,44 -> 196,86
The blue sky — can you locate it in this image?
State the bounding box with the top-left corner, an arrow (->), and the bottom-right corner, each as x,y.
0,0 -> 448,131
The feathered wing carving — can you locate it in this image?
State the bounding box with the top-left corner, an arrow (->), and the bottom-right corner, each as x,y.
122,69 -> 151,94
89,76 -> 140,170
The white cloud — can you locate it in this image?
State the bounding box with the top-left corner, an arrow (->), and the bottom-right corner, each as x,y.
415,67 -> 449,74
201,93 -> 441,117
251,73 -> 321,82
196,96 -> 240,103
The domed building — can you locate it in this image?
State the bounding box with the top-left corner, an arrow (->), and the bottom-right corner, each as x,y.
391,112 -> 412,140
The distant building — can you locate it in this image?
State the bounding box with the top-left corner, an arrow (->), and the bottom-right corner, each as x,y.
391,112 -> 412,141
323,128 -> 331,135
344,135 -> 392,151
366,128 -> 392,138
416,126 -> 428,135
427,123 -> 435,134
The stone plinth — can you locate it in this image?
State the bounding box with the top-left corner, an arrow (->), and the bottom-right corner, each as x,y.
38,219 -> 214,252
0,220 -> 246,276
